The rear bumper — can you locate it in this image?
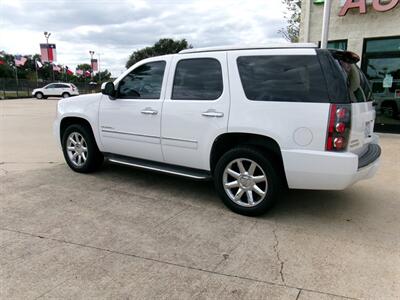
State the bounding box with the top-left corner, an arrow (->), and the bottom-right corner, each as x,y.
282,142 -> 381,190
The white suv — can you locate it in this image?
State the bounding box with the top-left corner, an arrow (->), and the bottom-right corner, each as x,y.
54,44 -> 381,215
33,83 -> 79,99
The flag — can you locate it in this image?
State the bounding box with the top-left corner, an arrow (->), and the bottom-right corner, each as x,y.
53,64 -> 61,72
36,60 -> 43,68
84,70 -> 91,77
14,55 -> 27,67
40,43 -> 57,62
91,59 -> 98,72
76,69 -> 83,75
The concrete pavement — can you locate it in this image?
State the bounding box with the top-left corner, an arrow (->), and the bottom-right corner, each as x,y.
1,99 -> 399,299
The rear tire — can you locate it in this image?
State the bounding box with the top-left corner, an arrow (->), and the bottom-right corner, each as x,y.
214,146 -> 282,216
62,92 -> 70,98
62,124 -> 103,173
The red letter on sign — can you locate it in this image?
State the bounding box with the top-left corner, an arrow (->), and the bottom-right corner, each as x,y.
372,0 -> 399,12
339,0 -> 367,16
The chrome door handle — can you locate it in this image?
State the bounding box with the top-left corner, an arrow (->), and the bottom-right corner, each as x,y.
141,108 -> 158,115
202,109 -> 224,118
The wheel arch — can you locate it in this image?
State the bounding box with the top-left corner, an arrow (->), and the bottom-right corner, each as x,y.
210,132 -> 287,186
59,117 -> 96,146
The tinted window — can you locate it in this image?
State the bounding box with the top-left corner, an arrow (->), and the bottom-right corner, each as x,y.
172,58 -> 223,100
55,84 -> 69,88
336,60 -> 367,103
118,61 -> 166,99
45,84 -> 56,89
237,55 -> 329,102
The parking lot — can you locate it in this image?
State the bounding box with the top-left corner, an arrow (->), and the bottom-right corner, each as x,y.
1,98 -> 399,299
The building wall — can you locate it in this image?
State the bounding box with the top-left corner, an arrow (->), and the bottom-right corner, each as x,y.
300,0 -> 400,56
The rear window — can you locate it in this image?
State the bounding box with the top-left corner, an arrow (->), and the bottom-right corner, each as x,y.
237,55 -> 329,102
335,60 -> 370,102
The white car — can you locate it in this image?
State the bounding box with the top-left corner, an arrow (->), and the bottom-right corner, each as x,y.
33,83 -> 79,99
53,44 -> 381,216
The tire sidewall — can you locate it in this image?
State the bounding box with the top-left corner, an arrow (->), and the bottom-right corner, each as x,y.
214,147 -> 281,216
62,92 -> 70,98
61,124 -> 101,173
35,92 -> 43,99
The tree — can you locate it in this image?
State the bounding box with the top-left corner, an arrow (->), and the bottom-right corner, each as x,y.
126,38 -> 191,69
76,63 -> 92,71
93,69 -> 111,82
279,0 -> 301,43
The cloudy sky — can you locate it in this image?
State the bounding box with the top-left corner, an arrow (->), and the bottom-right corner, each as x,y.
0,0 -> 288,76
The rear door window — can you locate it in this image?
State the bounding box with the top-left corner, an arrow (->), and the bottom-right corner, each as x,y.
172,58 -> 223,100
237,55 -> 329,102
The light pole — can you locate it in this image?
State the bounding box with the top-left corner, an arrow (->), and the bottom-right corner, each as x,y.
98,53 -> 102,82
320,0 -> 332,49
89,50 -> 95,79
44,31 -> 55,81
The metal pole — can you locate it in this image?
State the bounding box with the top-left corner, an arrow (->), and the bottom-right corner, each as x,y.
320,0 -> 332,49
15,67 -> 19,97
35,58 -> 39,87
98,53 -> 101,82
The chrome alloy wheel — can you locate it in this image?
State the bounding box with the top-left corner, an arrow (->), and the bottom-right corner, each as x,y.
223,158 -> 268,207
66,132 -> 88,167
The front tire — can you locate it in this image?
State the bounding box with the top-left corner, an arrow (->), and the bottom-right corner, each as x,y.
214,147 -> 282,216
62,124 -> 103,173
35,92 -> 44,99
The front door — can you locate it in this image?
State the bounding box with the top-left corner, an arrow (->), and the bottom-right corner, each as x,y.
161,53 -> 230,170
99,59 -> 169,162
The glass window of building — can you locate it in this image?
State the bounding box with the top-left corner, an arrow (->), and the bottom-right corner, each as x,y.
362,36 -> 400,133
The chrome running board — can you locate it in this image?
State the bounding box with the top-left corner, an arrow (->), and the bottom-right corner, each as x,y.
105,153 -> 211,180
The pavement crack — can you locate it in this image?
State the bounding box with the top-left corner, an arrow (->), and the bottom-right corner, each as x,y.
295,289 -> 302,300
273,227 -> 285,285
0,227 -> 360,300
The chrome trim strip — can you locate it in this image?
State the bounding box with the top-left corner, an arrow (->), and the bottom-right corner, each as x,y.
162,136 -> 198,143
108,159 -> 208,180
101,129 -> 159,139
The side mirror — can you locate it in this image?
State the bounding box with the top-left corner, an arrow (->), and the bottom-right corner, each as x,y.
101,82 -> 116,99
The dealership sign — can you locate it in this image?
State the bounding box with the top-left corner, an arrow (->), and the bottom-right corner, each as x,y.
314,0 -> 399,16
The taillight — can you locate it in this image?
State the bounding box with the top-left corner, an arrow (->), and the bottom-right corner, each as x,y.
326,104 -> 351,151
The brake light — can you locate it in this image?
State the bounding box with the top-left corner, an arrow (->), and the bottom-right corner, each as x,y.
326,104 -> 351,151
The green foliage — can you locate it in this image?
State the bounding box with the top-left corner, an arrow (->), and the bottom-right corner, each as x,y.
126,38 -> 191,69
279,0 -> 301,43
0,51 -> 111,83
76,63 -> 92,72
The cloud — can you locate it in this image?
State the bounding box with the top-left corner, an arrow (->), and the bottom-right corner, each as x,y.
0,0 -> 288,76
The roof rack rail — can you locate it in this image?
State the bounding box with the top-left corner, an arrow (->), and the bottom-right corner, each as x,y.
179,43 -> 318,54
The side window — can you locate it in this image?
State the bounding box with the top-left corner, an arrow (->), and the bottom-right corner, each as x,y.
237,55 -> 329,102
118,61 -> 166,99
172,58 -> 223,100
45,84 -> 56,89
55,84 -> 67,88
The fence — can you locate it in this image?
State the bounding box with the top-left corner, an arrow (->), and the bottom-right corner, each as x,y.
0,78 -> 103,99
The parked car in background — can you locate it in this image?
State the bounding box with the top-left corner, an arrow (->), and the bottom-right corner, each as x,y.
54,44 -> 381,216
33,83 -> 79,99
371,79 -> 400,120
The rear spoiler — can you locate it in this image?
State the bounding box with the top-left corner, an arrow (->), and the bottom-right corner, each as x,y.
328,49 -> 360,64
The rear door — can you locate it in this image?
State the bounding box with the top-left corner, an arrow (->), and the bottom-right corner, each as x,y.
161,52 -> 230,170
43,83 -> 57,96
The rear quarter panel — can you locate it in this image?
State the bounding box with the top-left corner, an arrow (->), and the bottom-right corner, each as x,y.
227,48 -> 330,151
